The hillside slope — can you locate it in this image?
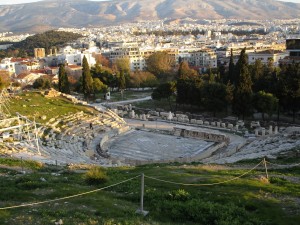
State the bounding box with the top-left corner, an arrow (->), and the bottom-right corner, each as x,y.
0,0 -> 299,32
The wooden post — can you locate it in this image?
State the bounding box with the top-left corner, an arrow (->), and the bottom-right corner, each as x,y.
263,158 -> 269,179
136,173 -> 148,216
140,173 -> 144,212
21,157 -> 24,172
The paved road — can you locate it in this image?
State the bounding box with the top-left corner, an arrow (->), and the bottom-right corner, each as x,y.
100,96 -> 152,105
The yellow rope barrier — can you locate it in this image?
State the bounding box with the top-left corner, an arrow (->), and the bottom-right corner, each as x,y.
145,160 -> 263,186
0,175 -> 140,210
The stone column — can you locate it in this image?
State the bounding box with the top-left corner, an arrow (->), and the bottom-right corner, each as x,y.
217,122 -> 220,127
262,128 -> 266,136
255,129 -> 259,136
274,126 -> 278,134
269,125 -> 273,135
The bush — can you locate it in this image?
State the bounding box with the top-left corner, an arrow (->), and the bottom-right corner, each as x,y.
83,166 -> 108,185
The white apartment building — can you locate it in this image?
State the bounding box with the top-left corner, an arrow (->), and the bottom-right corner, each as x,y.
44,52 -> 96,67
107,44 -> 216,71
178,48 -> 217,68
248,50 -> 289,66
0,58 -> 16,74
15,60 -> 41,75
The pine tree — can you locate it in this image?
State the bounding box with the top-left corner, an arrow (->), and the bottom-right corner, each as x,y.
81,56 -> 93,99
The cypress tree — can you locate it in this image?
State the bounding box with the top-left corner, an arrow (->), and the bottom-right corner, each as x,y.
82,56 -> 93,99
228,48 -> 235,85
234,48 -> 247,87
233,64 -> 253,120
58,64 -> 70,94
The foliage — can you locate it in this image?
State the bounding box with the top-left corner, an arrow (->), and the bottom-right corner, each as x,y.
91,63 -> 117,89
32,77 -> 51,90
128,71 -> 158,88
152,82 -> 176,110
253,91 -> 278,120
81,56 -> 94,99
228,49 -> 235,84
118,71 -> 126,90
176,77 -> 202,106
279,62 -> 300,122
233,53 -> 253,119
0,157 -> 43,170
58,64 -> 70,94
83,166 -> 108,185
114,58 -> 130,74
0,70 -> 10,90
93,78 -> 108,93
146,51 -> 175,79
201,82 -> 227,116
177,61 -> 198,79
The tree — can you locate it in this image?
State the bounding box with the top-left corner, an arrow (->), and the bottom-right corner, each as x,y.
118,71 -> 126,91
280,63 -> 300,122
152,82 -> 176,110
253,91 -> 278,120
81,56 -> 94,99
177,61 -> 198,79
250,59 -> 264,92
33,77 -> 51,90
228,49 -> 235,84
129,71 -> 158,89
234,48 -> 247,87
114,58 -> 130,74
201,83 -> 227,117
93,78 -> 108,93
146,51 -> 175,79
58,64 -> 70,94
233,64 -> 253,120
0,71 -> 10,90
176,77 -> 202,107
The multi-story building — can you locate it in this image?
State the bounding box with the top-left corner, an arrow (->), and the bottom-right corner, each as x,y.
248,50 -> 289,66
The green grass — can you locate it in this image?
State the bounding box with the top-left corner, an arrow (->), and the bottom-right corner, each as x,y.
8,92 -> 96,123
0,159 -> 299,225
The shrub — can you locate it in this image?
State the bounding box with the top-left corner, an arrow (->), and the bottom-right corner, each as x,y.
83,166 -> 108,185
269,177 -> 288,185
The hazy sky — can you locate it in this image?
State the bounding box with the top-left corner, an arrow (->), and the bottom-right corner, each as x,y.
0,0 -> 299,5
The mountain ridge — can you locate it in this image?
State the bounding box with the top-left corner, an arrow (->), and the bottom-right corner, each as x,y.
0,0 -> 299,33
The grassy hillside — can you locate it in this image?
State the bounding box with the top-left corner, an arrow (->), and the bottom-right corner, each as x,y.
8,91 -> 96,123
0,158 -> 299,225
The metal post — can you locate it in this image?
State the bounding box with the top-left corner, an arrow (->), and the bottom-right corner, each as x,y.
263,158 -> 269,179
136,173 -> 148,216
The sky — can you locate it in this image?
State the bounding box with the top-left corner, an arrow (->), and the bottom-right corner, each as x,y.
0,0 -> 299,4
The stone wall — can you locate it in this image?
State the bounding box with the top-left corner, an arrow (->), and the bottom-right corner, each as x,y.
173,127 -> 230,145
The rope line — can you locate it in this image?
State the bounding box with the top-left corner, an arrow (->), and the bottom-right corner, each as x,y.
0,175 -> 140,210
266,161 -> 300,167
145,160 -> 263,186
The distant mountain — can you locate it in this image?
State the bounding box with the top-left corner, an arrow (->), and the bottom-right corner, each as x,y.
0,0 -> 299,33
